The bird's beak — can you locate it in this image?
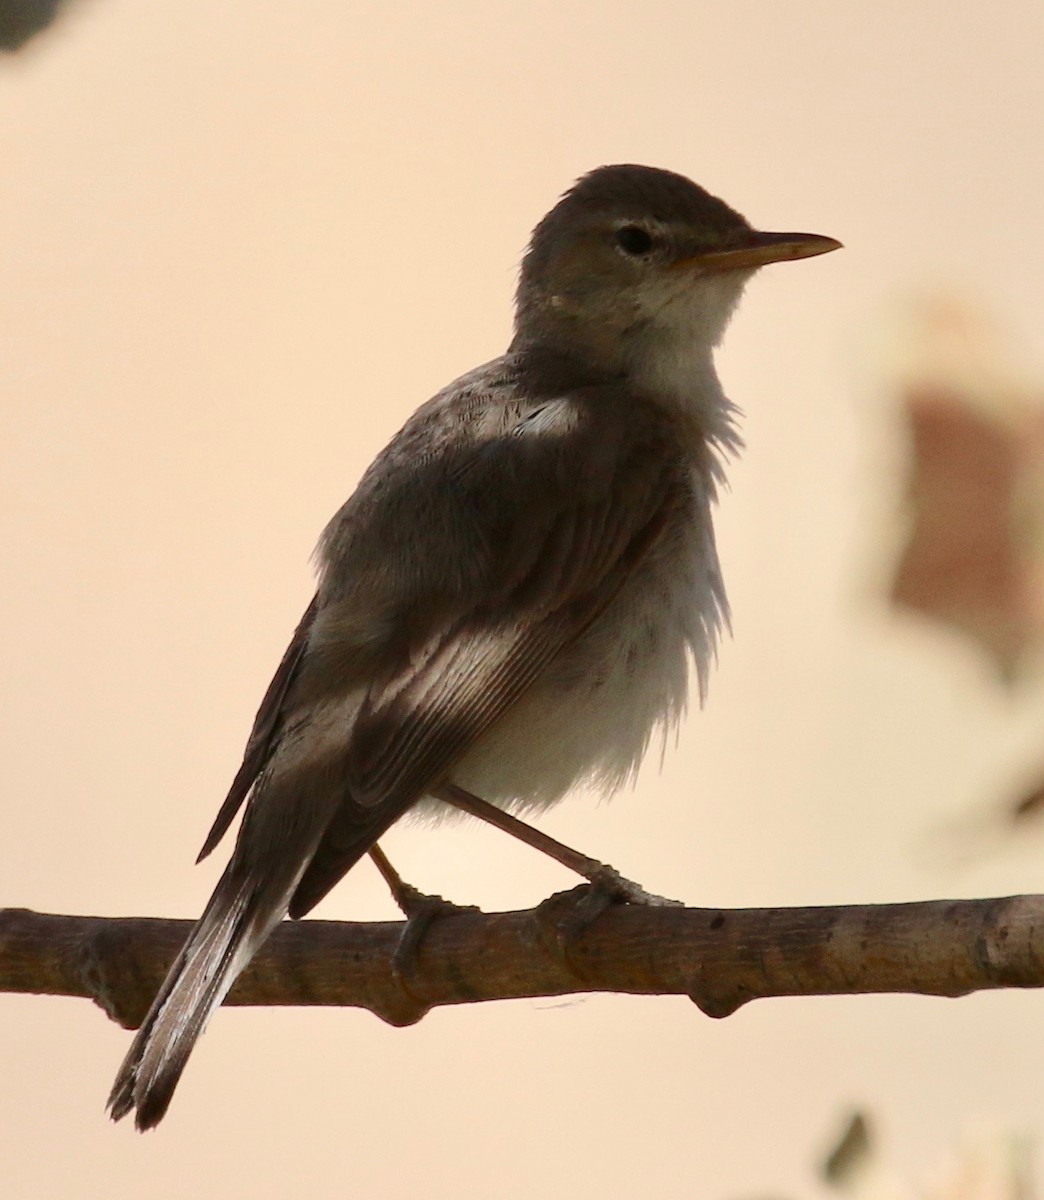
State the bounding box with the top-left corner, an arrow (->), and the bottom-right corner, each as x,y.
675,230 -> 842,273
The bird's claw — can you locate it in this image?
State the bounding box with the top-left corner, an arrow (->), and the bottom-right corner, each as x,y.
534,870 -> 682,981
390,887 -> 481,995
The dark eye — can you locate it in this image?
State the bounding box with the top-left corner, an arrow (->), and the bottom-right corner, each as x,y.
615,225 -> 654,256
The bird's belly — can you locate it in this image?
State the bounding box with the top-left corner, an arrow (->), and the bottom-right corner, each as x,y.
424,497 -> 726,817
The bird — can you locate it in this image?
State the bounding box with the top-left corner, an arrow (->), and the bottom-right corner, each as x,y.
108,163 -> 840,1129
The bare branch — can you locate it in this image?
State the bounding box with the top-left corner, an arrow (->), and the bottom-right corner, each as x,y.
3,890 -> 1044,1031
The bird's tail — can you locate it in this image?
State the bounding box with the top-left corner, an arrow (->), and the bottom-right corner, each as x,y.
107,868 -> 284,1131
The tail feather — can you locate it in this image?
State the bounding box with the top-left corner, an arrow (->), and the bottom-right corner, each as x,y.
107,875 -> 282,1131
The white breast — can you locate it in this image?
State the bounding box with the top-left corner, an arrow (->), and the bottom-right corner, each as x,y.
436,468 -> 727,816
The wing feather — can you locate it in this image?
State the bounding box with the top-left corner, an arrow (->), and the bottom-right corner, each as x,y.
289,408 -> 682,916
197,594 -> 319,861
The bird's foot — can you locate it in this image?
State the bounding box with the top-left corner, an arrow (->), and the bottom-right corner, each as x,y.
582,863 -> 684,909
368,845 -> 480,1007
534,870 -> 682,981
390,883 -> 481,989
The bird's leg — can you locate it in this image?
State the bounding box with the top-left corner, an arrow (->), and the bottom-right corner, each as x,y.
369,843 -> 442,918
431,782 -> 681,907
368,844 -> 479,991
430,783 -> 681,979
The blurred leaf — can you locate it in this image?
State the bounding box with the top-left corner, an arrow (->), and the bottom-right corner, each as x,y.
888,299 -> 1044,681
0,0 -> 73,52
1008,781 -> 1044,826
817,1110 -> 1034,1200
923,1131 -> 1035,1200
823,1112 -> 873,1188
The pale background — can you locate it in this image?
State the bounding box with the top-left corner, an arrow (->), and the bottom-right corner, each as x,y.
3,3 -> 1044,1197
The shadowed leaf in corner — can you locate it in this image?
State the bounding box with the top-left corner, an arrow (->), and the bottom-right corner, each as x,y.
0,0 -> 76,51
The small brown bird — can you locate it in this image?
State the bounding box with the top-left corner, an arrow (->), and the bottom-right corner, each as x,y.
108,164 -> 840,1129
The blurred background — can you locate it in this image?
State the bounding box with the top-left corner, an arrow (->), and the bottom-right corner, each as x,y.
3,2 -> 1044,1196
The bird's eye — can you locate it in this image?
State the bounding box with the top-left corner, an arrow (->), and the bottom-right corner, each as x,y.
615,225 -> 654,256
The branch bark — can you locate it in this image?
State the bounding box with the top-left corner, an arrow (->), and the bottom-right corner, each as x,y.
3,889 -> 1043,1032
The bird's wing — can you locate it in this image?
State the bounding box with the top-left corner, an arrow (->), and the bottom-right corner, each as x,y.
288,391 -> 686,917
196,594 -> 319,862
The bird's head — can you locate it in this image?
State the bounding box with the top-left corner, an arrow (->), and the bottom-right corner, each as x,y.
513,164 -> 840,390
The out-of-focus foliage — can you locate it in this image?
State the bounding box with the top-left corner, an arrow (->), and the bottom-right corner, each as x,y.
819,1112 -> 1034,1200
0,0 -> 73,52
882,298 -> 1044,845
888,299 -> 1044,682
738,1113 -> 1035,1200
823,1113 -> 873,1187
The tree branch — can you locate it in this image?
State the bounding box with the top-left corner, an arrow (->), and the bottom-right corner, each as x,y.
3,889 -> 1043,1031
